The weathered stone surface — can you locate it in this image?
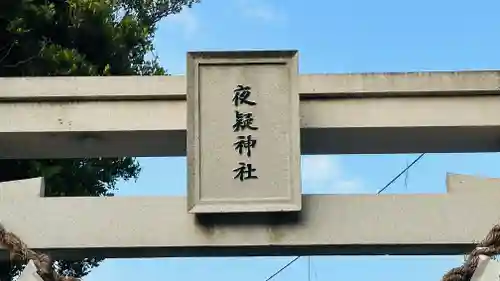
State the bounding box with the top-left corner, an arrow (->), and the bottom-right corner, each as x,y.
186,51 -> 302,213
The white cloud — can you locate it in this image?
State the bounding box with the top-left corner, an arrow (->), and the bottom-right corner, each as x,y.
302,155 -> 340,182
236,0 -> 286,23
164,8 -> 199,40
301,155 -> 366,194
330,179 -> 365,194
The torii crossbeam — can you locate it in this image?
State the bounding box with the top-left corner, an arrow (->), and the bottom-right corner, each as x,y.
1,50 -> 500,260
2,69 -> 500,159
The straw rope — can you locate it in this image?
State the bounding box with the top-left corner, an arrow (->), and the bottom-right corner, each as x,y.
0,223 -> 79,281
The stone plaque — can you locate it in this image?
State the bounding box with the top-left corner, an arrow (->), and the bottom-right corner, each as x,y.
186,50 -> 301,213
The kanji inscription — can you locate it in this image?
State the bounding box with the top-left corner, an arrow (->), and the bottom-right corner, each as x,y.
187,50 -> 302,213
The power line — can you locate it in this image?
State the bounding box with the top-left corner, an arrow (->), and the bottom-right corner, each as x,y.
376,153 -> 426,194
310,257 -> 319,281
308,256 -> 311,281
263,152 -> 426,281
264,256 -> 301,281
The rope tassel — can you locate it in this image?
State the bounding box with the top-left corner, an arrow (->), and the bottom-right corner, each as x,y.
0,223 -> 79,281
442,225 -> 500,281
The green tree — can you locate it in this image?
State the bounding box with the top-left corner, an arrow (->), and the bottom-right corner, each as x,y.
0,0 -> 200,279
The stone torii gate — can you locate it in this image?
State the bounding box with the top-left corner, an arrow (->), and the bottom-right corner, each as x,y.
1,50 -> 500,264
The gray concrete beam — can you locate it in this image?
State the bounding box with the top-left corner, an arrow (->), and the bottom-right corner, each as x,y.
0,174 -> 498,259
2,70 -> 500,101
2,71 -> 500,158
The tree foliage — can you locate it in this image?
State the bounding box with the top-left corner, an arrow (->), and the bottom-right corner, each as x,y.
0,0 -> 200,279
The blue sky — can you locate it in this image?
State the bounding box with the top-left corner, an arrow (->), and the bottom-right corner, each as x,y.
85,0 -> 500,280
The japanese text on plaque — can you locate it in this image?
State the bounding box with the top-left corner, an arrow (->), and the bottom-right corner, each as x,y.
231,84 -> 259,182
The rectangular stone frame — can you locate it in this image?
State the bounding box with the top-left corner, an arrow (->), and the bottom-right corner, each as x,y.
186,50 -> 302,214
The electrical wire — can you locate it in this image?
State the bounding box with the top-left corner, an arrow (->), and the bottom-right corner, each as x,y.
264,256 -> 301,281
376,153 -> 426,194
263,152 -> 426,281
308,256 -> 311,281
